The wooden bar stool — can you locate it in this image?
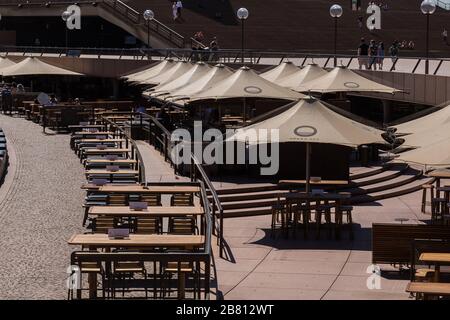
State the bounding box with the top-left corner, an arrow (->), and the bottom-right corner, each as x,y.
339,205 -> 354,240
315,201 -> 333,240
292,200 -> 310,239
431,198 -> 447,223
421,184 -> 435,213
271,197 -> 286,237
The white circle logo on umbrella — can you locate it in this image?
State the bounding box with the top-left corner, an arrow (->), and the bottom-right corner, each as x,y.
244,86 -> 262,94
344,82 -> 360,89
294,126 -> 317,137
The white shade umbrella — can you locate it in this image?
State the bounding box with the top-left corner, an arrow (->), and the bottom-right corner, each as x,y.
0,57 -> 16,71
145,62 -> 212,97
166,64 -> 235,102
230,96 -> 384,191
297,66 -> 400,94
278,64 -> 328,90
188,66 -> 305,102
259,61 -> 300,83
231,96 -> 384,145
124,59 -> 176,83
393,105 -> 450,135
0,57 -> 82,76
397,136 -> 450,168
140,61 -> 194,86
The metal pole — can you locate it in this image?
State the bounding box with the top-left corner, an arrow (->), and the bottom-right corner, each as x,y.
426,13 -> 430,74
334,17 -> 338,67
65,28 -> 68,50
305,142 -> 311,193
241,19 -> 245,64
147,21 -> 150,47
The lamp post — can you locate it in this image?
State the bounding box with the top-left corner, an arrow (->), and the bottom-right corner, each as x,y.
421,0 -> 436,75
143,9 -> 155,48
61,10 -> 71,50
330,4 -> 343,67
237,7 -> 249,64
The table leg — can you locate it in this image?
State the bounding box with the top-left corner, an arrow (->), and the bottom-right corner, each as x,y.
178,272 -> 186,299
88,273 -> 97,299
437,179 -> 441,198
335,200 -> 342,240
434,264 -> 441,282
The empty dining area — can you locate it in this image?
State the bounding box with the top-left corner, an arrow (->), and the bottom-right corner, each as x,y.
67,119 -> 213,300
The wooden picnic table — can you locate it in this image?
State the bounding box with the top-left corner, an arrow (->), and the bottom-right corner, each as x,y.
68,233 -> 205,248
419,252 -> 450,282
88,205 -> 204,217
98,185 -> 201,194
406,282 -> 450,300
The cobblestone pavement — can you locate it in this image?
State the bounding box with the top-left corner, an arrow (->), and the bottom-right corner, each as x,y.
0,115 -> 85,299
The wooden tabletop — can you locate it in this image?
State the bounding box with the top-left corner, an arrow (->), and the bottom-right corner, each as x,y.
427,170 -> 450,179
285,192 -> 351,201
78,139 -> 126,143
88,205 -> 204,216
419,252 -> 450,264
81,183 -> 139,190
406,282 -> 450,296
74,131 -> 112,136
84,148 -> 131,154
86,169 -> 139,175
69,125 -> 104,129
279,180 -> 349,186
99,185 -> 201,194
68,234 -> 205,248
86,159 -> 137,164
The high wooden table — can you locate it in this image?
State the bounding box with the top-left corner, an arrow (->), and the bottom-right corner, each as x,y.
406,282 -> 450,300
427,170 -> 450,197
419,252 -> 450,282
284,192 -> 351,239
88,205 -> 204,217
85,169 -> 139,182
74,131 -> 113,136
68,234 -> 204,299
68,233 -> 205,248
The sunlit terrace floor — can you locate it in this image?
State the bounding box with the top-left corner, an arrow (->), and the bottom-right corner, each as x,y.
209,188 -> 440,300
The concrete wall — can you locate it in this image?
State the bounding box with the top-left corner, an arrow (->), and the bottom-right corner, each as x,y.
359,70 -> 450,107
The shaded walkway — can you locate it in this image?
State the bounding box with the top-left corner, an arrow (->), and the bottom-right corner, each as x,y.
0,115 -> 85,299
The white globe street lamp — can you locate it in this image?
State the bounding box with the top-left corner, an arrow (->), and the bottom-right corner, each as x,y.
237,8 -> 249,64
330,4 -> 343,67
421,0 -> 436,74
143,9 -> 155,47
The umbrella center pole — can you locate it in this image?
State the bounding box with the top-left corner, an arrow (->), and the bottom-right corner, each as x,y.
305,142 -> 311,193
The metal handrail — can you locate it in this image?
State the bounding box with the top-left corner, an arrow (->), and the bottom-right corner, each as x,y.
138,111 -> 225,258
190,153 -> 224,258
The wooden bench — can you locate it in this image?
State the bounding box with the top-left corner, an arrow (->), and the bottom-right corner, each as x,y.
372,223 -> 450,266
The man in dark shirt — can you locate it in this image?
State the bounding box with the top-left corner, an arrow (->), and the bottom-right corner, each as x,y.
357,38 -> 369,70
368,39 -> 378,70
